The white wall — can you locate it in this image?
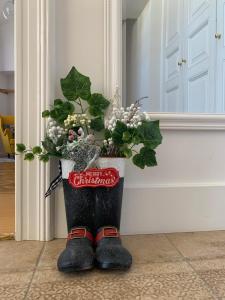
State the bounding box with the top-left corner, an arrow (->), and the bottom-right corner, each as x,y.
125,0 -> 163,111
54,0 -> 104,97
54,0 -> 225,237
54,0 -> 105,236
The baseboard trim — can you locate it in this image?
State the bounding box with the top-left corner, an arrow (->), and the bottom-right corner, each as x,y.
125,182 -> 225,189
55,184 -> 225,238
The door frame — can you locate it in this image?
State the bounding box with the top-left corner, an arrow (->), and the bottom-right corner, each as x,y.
15,0 -> 55,241
109,0 -> 225,129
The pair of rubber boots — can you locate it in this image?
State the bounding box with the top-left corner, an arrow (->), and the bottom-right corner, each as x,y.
57,177 -> 132,272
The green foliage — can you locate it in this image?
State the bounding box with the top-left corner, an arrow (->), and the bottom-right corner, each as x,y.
39,154 -> 50,163
54,99 -> 63,106
16,143 -> 26,153
137,120 -> 162,149
49,100 -> 74,124
132,154 -> 145,169
42,110 -> 50,118
61,67 -> 91,101
132,147 -> 157,169
123,147 -> 132,158
122,131 -> 132,143
112,121 -> 128,145
130,121 -> 162,169
32,146 -> 42,155
24,153 -> 35,161
90,117 -> 105,132
16,66 -> 163,169
104,129 -> 112,140
88,93 -> 110,117
42,138 -> 58,156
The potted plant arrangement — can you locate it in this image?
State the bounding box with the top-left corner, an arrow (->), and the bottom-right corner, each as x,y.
17,67 -> 162,272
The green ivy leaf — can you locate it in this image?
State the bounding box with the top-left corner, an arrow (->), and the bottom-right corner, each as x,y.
88,106 -> 102,117
90,117 -> 105,131
62,101 -> 74,112
39,154 -> 50,163
16,143 -> 26,153
61,66 -> 91,101
123,147 -> 132,158
42,138 -> 58,155
133,154 -> 145,169
140,147 -> 157,167
132,135 -> 141,145
112,121 -> 128,145
24,153 -> 35,161
104,129 -> 112,140
54,99 -> 63,106
42,110 -> 50,118
122,131 -> 132,143
88,93 -> 110,108
137,120 -> 162,149
32,146 -> 42,155
49,105 -> 73,124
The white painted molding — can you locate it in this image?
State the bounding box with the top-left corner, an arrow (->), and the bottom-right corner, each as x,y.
104,0 -> 122,100
104,0 -> 225,130
150,113 -> 225,130
15,0 -> 55,241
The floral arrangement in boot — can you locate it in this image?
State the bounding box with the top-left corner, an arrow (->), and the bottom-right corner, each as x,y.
16,67 -> 162,272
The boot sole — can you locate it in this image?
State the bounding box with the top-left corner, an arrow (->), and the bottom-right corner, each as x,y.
58,264 -> 94,273
96,261 -> 131,271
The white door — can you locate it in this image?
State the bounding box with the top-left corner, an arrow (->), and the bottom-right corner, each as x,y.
183,0 -> 217,113
216,0 -> 225,112
162,0 -> 184,112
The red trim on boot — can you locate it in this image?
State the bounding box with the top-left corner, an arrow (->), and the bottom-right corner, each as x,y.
95,227 -> 120,244
67,227 -> 94,243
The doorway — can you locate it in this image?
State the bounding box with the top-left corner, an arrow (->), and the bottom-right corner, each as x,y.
0,0 -> 15,239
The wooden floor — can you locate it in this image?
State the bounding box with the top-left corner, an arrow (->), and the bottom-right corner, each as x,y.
0,162 -> 15,234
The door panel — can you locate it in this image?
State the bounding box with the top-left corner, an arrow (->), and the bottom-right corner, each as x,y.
184,0 -> 216,112
216,0 -> 225,112
188,70 -> 209,112
188,17 -> 210,67
165,0 -> 181,46
188,0 -> 209,22
162,0 -> 183,112
165,79 -> 181,112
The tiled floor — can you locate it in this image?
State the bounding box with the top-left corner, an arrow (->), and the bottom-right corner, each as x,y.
2,232 -> 225,299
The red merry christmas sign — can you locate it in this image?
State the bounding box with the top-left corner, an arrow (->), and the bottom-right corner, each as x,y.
68,168 -> 120,188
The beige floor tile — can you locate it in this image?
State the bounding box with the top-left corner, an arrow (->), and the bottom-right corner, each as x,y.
190,258 -> 225,272
0,270 -> 33,300
122,234 -> 182,264
0,240 -> 44,271
38,239 -> 66,269
189,258 -> 225,299
26,262 -> 214,300
166,231 -> 225,260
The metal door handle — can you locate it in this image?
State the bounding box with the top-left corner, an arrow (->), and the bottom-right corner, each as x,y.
215,33 -> 222,39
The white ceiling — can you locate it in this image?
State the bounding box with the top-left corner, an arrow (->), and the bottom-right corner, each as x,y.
123,0 -> 149,20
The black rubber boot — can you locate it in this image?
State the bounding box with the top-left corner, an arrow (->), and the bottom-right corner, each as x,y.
95,178 -> 132,270
57,180 -> 95,272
